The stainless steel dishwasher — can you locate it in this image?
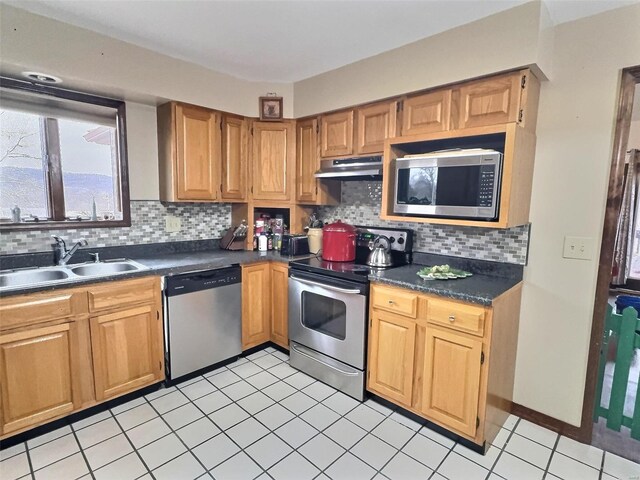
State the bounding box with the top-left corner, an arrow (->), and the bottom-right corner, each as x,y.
163,266 -> 242,382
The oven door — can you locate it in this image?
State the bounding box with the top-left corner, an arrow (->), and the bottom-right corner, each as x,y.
288,270 -> 367,370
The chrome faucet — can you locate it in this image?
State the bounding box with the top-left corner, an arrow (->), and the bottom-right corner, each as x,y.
52,236 -> 88,266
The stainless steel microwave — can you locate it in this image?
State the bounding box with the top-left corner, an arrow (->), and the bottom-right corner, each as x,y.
393,149 -> 503,220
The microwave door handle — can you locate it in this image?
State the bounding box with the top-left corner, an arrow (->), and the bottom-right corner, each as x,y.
290,275 -> 361,295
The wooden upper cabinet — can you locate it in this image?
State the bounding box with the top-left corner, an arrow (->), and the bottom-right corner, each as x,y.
296,118 -> 319,204
242,263 -> 271,349
421,326 -> 483,437
355,101 -> 398,155
90,304 -> 163,401
456,72 -> 524,129
368,309 -> 416,406
321,110 -> 354,157
175,104 -> 220,200
252,121 -> 294,201
0,322 -> 81,434
157,102 -> 221,202
221,114 -> 248,201
270,263 -> 289,349
402,90 -> 452,136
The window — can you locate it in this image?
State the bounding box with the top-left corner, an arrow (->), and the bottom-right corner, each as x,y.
0,77 -> 130,229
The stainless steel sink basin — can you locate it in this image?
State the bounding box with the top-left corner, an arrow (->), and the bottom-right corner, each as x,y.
0,268 -> 69,288
0,259 -> 149,292
70,261 -> 144,276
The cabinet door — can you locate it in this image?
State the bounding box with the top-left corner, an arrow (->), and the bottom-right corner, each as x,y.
421,327 -> 482,437
252,122 -> 293,201
221,115 -> 248,201
242,263 -> 271,349
296,118 -> 319,204
0,323 -> 80,434
457,73 -> 523,129
270,263 -> 289,349
402,90 -> 451,136
175,103 -> 220,201
320,110 -> 354,157
355,102 -> 397,155
90,305 -> 163,401
367,310 -> 416,406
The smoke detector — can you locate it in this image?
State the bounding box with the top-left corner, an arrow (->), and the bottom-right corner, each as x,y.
22,72 -> 62,84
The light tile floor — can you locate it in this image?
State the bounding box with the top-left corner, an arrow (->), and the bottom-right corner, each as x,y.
2,347 -> 640,480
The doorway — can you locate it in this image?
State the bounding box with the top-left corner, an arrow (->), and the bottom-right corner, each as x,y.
581,66 -> 640,462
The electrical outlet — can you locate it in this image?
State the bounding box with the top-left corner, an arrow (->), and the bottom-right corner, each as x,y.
563,236 -> 594,260
165,216 -> 181,232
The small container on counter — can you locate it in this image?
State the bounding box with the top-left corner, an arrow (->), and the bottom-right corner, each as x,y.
258,233 -> 268,251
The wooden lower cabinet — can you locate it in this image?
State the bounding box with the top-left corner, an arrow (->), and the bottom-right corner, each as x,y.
242,261 -> 290,351
421,327 -> 483,437
367,283 -> 521,447
90,305 -> 163,401
0,322 -> 81,435
0,276 -> 164,438
270,263 -> 289,349
242,263 -> 272,349
368,310 -> 416,405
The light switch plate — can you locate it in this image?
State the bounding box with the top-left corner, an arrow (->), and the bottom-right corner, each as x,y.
165,215 -> 181,232
563,236 -> 595,260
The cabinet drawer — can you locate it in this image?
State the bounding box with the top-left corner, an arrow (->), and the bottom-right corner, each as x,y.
372,285 -> 418,318
0,291 -> 86,332
87,277 -> 158,313
426,299 -> 485,336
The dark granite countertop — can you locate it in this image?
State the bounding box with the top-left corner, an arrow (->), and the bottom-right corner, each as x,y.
0,249 -> 312,297
367,252 -> 524,305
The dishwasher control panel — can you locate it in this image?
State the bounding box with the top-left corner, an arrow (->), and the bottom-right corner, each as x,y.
165,266 -> 242,297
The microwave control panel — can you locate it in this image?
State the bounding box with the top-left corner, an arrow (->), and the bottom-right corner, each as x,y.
479,165 -> 497,207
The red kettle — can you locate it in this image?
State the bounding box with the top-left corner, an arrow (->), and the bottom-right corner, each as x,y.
322,220 -> 357,262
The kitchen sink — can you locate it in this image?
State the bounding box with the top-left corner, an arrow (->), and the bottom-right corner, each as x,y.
70,261 -> 144,276
0,259 -> 149,292
0,268 -> 70,288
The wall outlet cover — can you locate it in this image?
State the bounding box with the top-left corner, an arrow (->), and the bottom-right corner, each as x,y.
165,215 -> 182,232
563,236 -> 595,260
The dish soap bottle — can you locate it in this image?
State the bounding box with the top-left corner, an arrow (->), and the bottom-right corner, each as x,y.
11,205 -> 21,223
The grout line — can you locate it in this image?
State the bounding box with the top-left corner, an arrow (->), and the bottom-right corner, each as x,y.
24,438 -> 35,480
542,434 -> 560,479
487,417 -> 520,478
69,427 -> 97,480
110,408 -> 155,479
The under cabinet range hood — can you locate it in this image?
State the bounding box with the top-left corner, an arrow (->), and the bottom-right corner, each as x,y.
315,156 -> 383,180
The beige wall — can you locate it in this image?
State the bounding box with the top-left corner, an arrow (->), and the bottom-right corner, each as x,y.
0,5 -> 293,117
518,5 -> 640,425
629,120 -> 640,150
292,3 -> 640,425
125,102 -> 160,200
293,1 -> 553,117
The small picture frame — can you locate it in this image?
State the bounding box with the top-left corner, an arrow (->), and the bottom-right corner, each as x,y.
259,96 -> 283,121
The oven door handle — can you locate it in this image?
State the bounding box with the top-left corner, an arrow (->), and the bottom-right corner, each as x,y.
290,275 -> 362,295
291,343 -> 360,376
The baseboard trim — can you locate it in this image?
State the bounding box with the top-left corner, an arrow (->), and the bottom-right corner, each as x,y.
511,403 -> 586,443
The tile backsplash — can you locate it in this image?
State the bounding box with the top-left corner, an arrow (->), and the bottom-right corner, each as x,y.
318,181 -> 530,265
0,200 -> 231,255
1,184 -> 530,265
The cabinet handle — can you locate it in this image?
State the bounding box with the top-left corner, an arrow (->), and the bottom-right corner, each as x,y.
448,314 -> 456,322
388,300 -> 395,305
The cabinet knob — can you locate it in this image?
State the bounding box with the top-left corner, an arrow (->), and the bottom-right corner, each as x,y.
448,314 -> 456,322
388,300 -> 395,305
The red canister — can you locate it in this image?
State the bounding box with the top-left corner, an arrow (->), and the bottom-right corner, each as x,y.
322,220 -> 357,262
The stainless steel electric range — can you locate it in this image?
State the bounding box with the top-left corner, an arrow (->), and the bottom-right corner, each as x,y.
288,226 -> 414,400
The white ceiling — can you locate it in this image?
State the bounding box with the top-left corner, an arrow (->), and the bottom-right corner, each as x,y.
4,0 -> 638,83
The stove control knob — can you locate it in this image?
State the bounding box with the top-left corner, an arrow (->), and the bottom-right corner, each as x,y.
389,236 -> 395,243
397,237 -> 405,245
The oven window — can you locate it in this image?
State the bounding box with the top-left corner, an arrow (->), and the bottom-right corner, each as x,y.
301,291 -> 346,340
